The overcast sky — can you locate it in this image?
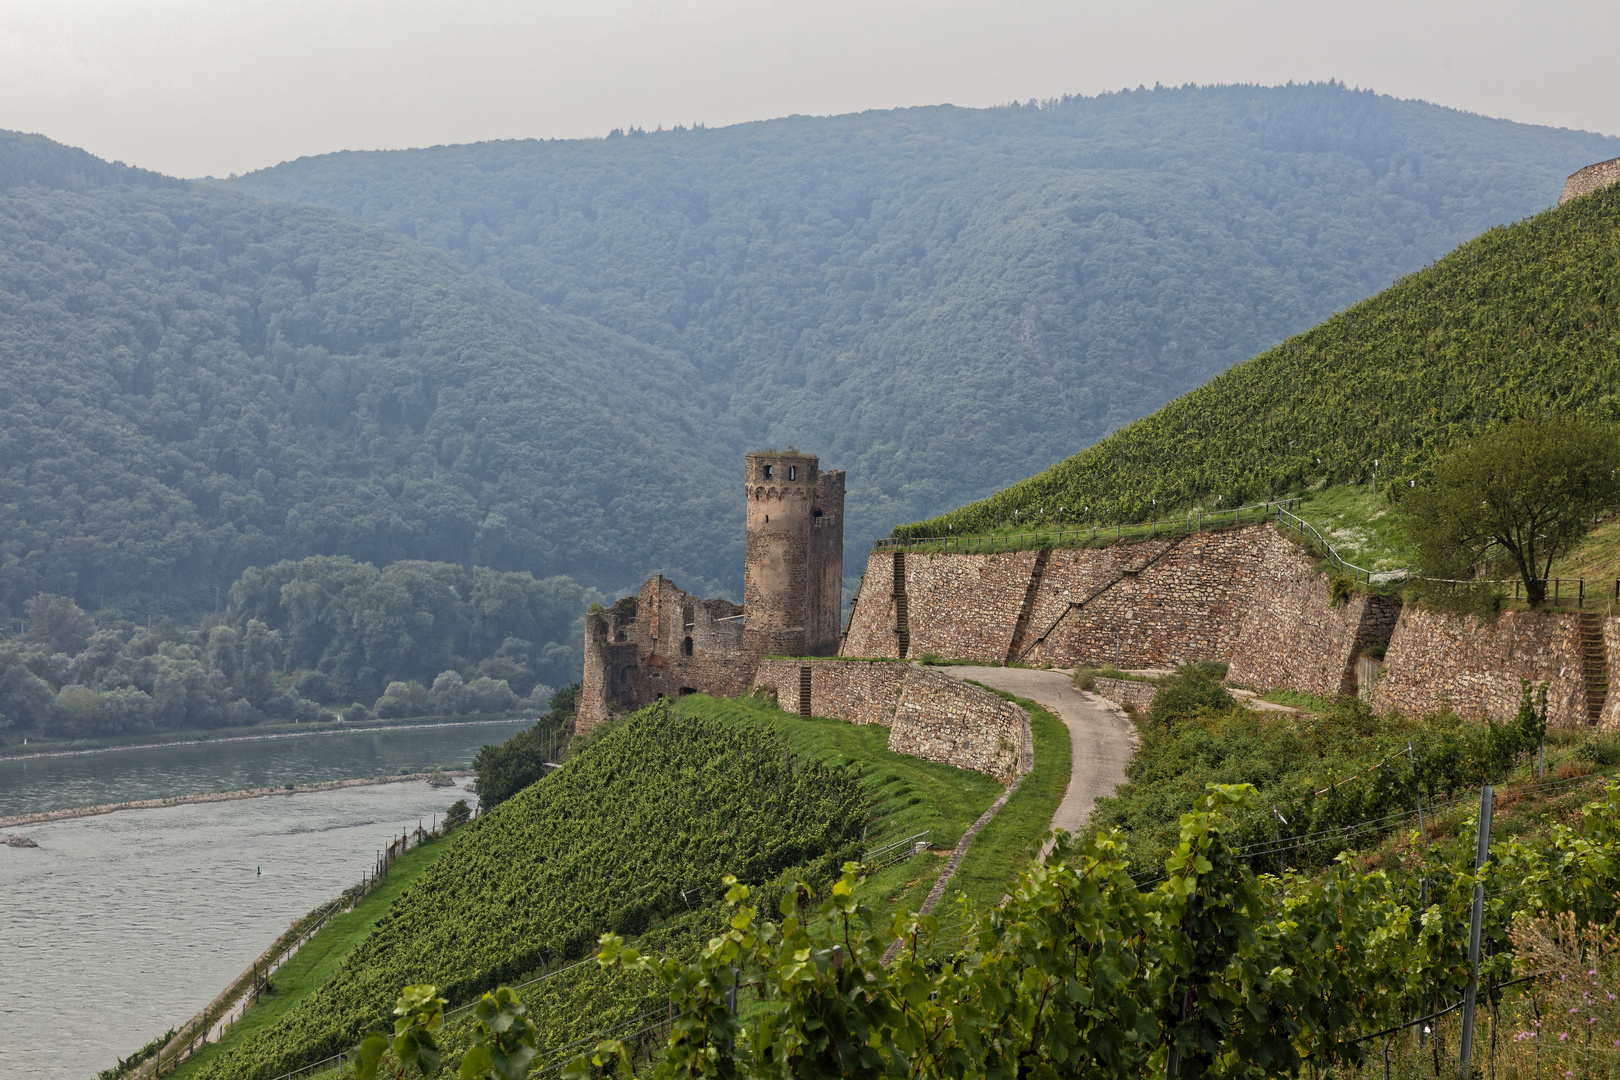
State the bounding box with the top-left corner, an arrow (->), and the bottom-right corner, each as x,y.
0,0 -> 1614,179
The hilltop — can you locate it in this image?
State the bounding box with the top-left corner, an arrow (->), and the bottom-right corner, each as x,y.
900,180 -> 1620,536
229,82 -> 1619,552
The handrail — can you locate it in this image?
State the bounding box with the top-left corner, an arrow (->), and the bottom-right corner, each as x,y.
1271,505 -> 1409,586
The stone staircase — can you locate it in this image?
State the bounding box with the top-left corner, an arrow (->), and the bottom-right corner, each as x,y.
892,551 -> 910,658
799,665 -> 813,717
1579,612 -> 1609,724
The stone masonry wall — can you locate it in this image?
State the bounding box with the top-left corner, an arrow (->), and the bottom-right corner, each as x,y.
751,658 -> 1023,780
756,657 -> 909,727
1602,617 -> 1620,729
1371,607 -> 1589,727
842,549 -> 1037,662
1091,677 -> 1157,713
888,670 -> 1024,781
1227,546 -> 1403,699
1561,157 -> 1620,205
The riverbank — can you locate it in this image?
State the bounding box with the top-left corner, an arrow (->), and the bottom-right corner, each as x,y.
0,715 -> 531,763
0,771 -> 473,830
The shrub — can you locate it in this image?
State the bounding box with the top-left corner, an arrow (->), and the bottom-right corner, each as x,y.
1147,664 -> 1235,727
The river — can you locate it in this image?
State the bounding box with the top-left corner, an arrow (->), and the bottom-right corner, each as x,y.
0,721 -> 528,1080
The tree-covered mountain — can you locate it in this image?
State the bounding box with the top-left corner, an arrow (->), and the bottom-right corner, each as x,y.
228,82 -> 1620,550
899,179 -> 1620,536
0,148 -> 737,623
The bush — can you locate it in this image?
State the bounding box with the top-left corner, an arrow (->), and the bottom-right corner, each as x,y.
444,799 -> 472,828
1147,665 -> 1235,727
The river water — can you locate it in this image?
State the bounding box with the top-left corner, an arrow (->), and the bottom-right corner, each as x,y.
0,720 -> 531,820
0,721 -> 529,1080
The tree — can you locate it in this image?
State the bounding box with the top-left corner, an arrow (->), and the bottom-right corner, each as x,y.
25,593 -> 88,654
1401,417 -> 1620,607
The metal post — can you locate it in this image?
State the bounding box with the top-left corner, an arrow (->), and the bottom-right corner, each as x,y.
1418,878 -> 1430,1048
1460,785 -> 1494,1076
1407,742 -> 1425,841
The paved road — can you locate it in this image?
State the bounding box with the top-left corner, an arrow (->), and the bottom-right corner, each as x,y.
936,666 -> 1138,853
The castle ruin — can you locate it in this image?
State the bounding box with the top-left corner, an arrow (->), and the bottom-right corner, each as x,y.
576,452 -> 844,732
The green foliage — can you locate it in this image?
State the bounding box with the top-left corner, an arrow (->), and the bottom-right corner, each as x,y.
227,85 -> 1617,563
356,985 -> 447,1080
470,683 -> 578,809
192,704 -> 866,1080
1147,664 -> 1236,728
1093,690 -> 1549,870
1402,416 -> 1620,605
0,142 -> 735,617
98,1027 -> 177,1080
444,800 -> 472,828
904,182 -> 1620,539
561,783 -> 1620,1078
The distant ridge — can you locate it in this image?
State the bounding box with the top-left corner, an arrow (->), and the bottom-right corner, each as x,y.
0,129 -> 184,192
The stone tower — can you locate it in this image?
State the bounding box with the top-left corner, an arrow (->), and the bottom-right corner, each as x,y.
743,451 -> 845,657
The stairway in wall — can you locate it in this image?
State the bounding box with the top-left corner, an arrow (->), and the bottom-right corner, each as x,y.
1005,548 -> 1052,665
893,551 -> 910,658
799,665 -> 813,717
1580,612 -> 1609,724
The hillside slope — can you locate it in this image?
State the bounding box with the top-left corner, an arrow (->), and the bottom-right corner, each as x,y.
229,82 -> 1620,545
0,149 -> 737,618
901,180 -> 1620,536
190,706 -> 865,1080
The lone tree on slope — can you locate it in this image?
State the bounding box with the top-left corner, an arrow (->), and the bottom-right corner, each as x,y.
1402,416 -> 1620,607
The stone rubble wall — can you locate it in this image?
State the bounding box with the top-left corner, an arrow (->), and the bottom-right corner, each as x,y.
1228,552 -> 1403,699
1090,676 -> 1157,713
888,669 -> 1025,781
1561,157 -> 1620,205
1371,607 -> 1590,727
751,658 -> 1023,780
755,657 -> 908,727
1602,618 -> 1620,729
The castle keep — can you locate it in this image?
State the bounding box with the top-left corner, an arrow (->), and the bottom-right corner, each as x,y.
577,452 -> 844,732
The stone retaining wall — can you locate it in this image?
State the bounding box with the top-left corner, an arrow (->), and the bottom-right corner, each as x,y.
751,658 -> 1022,780
1090,676 -> 1157,713
1371,607 -> 1590,727
845,526 -> 1401,701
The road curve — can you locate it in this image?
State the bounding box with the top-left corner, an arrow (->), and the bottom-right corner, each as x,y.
935,666 -> 1138,854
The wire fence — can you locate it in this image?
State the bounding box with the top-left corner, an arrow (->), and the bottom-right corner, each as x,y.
874,500 -> 1300,555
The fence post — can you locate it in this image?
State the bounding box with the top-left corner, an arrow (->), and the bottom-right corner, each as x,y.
1459,785 -> 1494,1076
1406,742 -> 1425,841
1418,877 -> 1430,1048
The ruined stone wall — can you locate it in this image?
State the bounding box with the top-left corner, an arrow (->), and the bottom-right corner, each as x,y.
1371,607 -> 1590,727
751,659 -> 1023,780
577,576 -> 753,734
1561,157 -> 1620,205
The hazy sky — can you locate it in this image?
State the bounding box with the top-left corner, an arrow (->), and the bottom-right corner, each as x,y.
0,0 -> 1614,179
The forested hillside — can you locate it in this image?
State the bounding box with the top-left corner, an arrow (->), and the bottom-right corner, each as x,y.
0,141 -> 735,622
902,177 -> 1620,536
230,82 -> 1620,549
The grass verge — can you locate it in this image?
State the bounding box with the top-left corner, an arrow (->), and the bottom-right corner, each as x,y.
166,833 -> 460,1079
935,691 -> 1070,911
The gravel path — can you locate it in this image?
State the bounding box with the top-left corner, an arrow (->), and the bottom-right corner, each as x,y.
935,666 -> 1138,855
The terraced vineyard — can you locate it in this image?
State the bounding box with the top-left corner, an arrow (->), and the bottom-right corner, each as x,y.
190,705 -> 865,1080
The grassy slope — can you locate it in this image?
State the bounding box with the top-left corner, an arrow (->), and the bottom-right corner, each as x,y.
901,183 -> 1620,537
934,692 -> 1070,912
169,837 -> 456,1078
